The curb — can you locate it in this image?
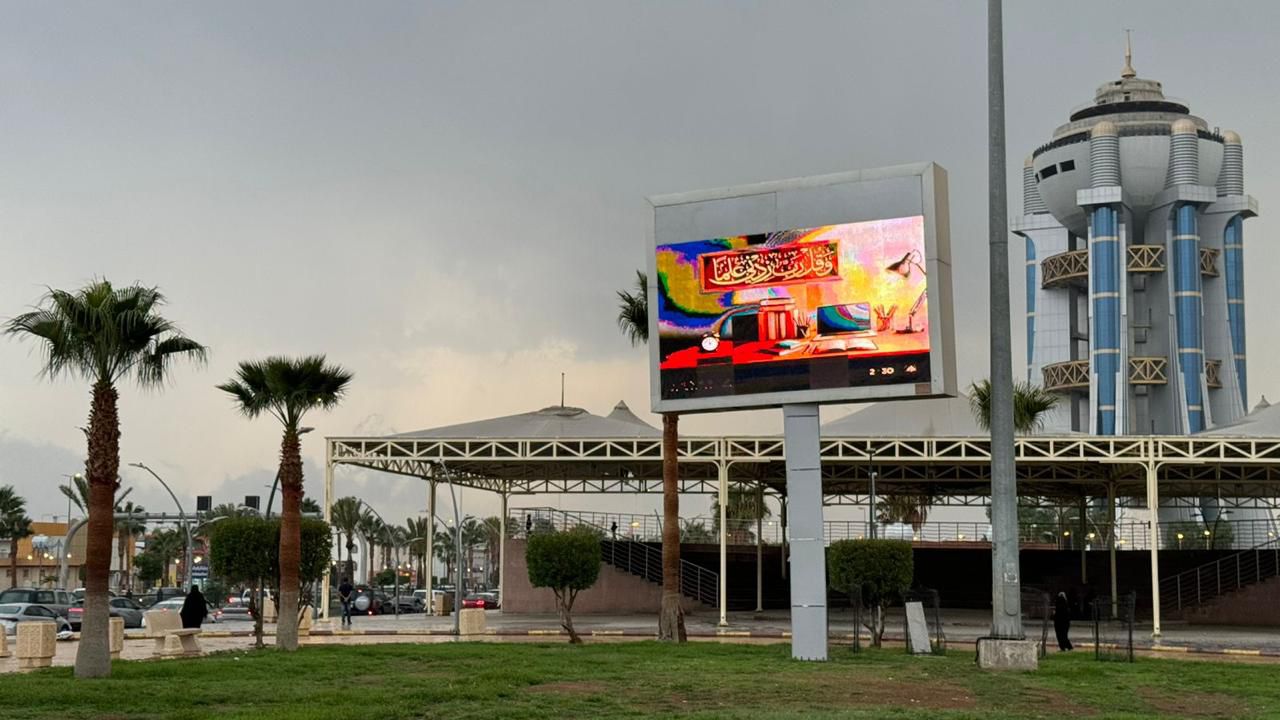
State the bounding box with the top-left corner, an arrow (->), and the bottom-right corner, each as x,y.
118,627 -> 1280,659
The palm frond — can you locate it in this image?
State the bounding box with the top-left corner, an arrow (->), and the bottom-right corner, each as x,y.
616,270 -> 649,346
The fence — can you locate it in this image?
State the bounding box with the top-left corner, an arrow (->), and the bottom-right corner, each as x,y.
512,507 -> 1278,551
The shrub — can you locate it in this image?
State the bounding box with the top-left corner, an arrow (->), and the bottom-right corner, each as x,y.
525,527 -> 601,643
828,539 -> 913,647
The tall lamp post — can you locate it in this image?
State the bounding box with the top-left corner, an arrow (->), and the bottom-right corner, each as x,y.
983,0 -> 1030,665
434,462 -> 465,637
128,462 -> 194,588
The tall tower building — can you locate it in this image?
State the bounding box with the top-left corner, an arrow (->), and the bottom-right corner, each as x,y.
1014,41 -> 1257,435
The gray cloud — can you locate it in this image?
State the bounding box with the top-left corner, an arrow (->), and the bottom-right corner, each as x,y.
2,1 -> 1278,521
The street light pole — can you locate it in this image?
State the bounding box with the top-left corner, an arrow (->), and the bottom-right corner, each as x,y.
435,462 -> 464,637
986,0 -> 1024,641
129,462 -> 193,589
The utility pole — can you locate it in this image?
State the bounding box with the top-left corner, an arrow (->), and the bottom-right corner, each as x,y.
980,0 -> 1034,669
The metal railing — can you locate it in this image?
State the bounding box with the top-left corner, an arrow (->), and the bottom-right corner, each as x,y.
1159,538 -> 1280,614
519,507 -> 718,607
512,507 -> 1279,552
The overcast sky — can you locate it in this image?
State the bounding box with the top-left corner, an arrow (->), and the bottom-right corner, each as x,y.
2,1 -> 1278,527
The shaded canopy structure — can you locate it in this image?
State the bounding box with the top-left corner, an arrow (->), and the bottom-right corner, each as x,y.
322,398 -> 1280,634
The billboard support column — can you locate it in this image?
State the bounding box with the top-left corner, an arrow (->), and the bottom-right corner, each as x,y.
783,403 -> 827,661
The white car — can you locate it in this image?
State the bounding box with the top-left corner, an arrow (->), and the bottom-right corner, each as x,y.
0,603 -> 75,640
141,598 -> 221,628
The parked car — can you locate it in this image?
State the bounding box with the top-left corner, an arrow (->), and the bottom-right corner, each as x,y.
138,587 -> 185,608
461,593 -> 496,610
383,594 -> 424,614
351,586 -> 387,615
219,595 -> 253,619
66,599 -> 133,631
107,597 -> 145,628
142,598 -> 221,627
0,588 -> 76,623
0,603 -> 74,639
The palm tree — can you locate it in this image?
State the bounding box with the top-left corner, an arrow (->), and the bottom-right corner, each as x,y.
331,497 -> 364,585
617,270 -> 685,642
59,474 -> 132,518
968,379 -> 1060,434
710,483 -> 771,544
679,519 -> 714,544
145,528 -> 185,586
300,497 -> 322,515
459,517 -> 487,590
357,511 -> 383,583
433,525 -> 458,586
480,516 -> 502,587
217,355 -> 352,652
0,487 -> 34,589
206,503 -> 255,519
404,517 -> 432,588
4,281 -> 206,678
113,501 -> 146,592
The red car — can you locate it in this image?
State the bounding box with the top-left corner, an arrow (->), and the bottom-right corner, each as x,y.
461,594 -> 495,609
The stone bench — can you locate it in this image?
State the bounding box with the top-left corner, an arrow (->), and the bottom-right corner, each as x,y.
16,622 -> 57,670
144,610 -> 202,658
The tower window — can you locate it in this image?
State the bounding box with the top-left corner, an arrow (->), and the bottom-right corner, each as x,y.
1039,165 -> 1058,180
1060,160 -> 1075,172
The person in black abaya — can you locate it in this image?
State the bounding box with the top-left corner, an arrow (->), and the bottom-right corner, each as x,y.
1053,591 -> 1074,651
180,585 -> 209,630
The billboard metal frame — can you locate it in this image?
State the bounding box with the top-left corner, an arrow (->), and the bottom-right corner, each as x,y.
647,162 -> 956,414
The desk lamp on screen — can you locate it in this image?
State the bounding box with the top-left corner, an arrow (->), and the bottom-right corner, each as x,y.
886,250 -> 927,334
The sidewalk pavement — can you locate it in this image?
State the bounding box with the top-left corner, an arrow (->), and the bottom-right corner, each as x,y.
4,608 -> 1276,673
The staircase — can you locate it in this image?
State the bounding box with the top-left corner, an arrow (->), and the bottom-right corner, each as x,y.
1159,538 -> 1280,617
519,507 -> 718,608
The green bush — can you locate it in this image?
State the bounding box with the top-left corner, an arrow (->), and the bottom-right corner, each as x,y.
526,527 -> 601,643
207,516 -> 332,645
828,539 -> 913,647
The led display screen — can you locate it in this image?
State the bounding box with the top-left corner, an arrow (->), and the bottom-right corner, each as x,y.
654,216 -> 932,406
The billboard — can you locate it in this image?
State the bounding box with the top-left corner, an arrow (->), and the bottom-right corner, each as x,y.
649,163 -> 954,413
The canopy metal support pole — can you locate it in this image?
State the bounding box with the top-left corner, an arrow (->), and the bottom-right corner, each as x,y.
1108,482 -> 1118,618
427,480 -> 436,615
1146,456 -> 1162,638
321,455 -> 333,620
747,481 -> 757,609
499,489 -> 507,611
1080,494 -> 1088,584
718,459 -> 728,627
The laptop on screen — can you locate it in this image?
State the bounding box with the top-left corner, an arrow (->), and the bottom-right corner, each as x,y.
815,303 -> 874,336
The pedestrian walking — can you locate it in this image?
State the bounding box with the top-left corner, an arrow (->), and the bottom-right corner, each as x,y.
1054,591 -> 1074,651
180,585 -> 208,630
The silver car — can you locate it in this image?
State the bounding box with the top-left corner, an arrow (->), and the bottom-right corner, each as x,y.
0,603 -> 74,639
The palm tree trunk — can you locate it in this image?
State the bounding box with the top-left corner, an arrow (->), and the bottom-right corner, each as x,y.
658,413 -> 686,642
276,428 -> 303,651
76,380 -> 119,678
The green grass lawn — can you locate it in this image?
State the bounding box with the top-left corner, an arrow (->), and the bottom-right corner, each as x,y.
2,642 -> 1277,720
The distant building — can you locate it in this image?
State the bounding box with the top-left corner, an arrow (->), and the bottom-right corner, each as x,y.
1014,40 -> 1256,435
0,521 -> 88,591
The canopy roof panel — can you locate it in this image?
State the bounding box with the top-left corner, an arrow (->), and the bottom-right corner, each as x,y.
394,402 -> 659,440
